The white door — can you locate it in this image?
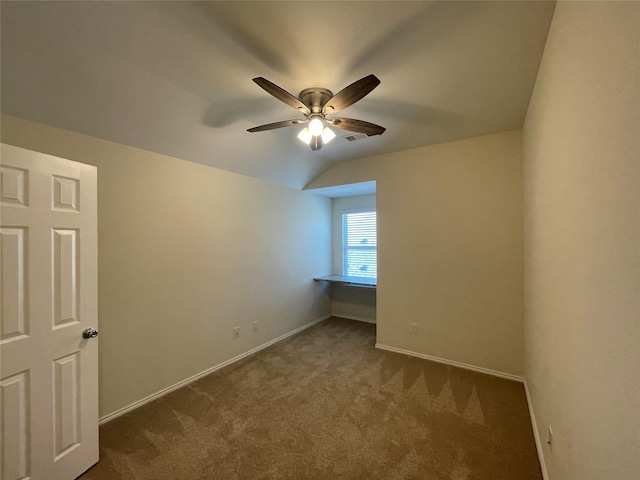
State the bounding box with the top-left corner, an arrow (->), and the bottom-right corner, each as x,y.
1,144 -> 98,480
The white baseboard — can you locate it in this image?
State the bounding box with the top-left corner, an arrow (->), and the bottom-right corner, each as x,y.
99,314 -> 332,425
332,313 -> 376,324
524,379 -> 549,480
374,343 -> 548,477
374,343 -> 524,383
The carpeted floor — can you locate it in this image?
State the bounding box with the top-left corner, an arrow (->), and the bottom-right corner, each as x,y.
78,317 -> 542,480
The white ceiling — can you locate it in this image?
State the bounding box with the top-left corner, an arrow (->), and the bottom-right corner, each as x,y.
1,1 -> 555,190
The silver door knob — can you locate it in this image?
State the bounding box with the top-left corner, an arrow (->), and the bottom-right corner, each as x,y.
83,327 -> 99,339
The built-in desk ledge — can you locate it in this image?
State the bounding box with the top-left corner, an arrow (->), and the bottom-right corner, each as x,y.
313,274 -> 377,289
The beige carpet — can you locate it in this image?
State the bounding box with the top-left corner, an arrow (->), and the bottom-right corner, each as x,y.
79,317 -> 542,480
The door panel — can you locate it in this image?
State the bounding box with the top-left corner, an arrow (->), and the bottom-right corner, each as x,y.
1,371 -> 30,479
1,143 -> 98,480
52,228 -> 79,328
1,227 -> 28,341
53,353 -> 80,459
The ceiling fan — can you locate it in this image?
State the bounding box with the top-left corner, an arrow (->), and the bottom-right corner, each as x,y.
247,74 -> 386,151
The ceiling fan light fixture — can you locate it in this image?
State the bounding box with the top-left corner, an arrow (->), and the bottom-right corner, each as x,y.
308,116 -> 324,136
321,127 -> 336,144
297,128 -> 312,145
248,75 -> 385,150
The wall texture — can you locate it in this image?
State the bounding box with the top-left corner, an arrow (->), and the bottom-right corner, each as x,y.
1,114 -> 332,418
309,130 -> 524,376
522,2 -> 640,479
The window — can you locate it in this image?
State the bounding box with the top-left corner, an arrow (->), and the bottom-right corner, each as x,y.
342,209 -> 377,279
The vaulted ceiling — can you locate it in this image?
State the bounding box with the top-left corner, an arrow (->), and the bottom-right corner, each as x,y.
1,1 -> 555,190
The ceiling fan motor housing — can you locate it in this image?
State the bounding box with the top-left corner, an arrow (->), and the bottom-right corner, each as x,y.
298,88 -> 333,114
247,75 -> 385,141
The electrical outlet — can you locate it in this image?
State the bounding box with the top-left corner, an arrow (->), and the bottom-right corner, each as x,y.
547,425 -> 553,447
253,320 -> 259,332
233,326 -> 240,338
411,323 -> 418,334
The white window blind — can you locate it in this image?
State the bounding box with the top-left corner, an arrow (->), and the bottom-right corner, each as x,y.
342,209 -> 377,279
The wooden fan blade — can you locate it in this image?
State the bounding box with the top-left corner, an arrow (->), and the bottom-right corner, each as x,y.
322,74 -> 381,114
310,135 -> 323,151
253,77 -> 310,115
328,117 -> 386,136
247,119 -> 306,133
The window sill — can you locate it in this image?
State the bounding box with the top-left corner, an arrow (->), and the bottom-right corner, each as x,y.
313,274 -> 377,289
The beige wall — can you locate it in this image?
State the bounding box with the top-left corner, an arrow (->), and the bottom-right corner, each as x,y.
1,114 -> 332,418
523,2 -> 640,479
331,194 -> 377,322
309,130 -> 524,376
